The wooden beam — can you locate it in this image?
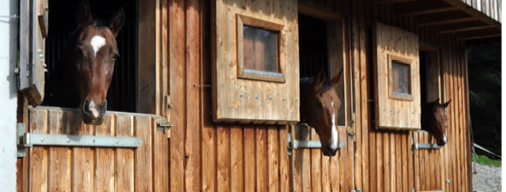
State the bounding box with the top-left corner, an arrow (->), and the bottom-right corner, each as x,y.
367,0 -> 421,5
395,1 -> 458,16
455,28 -> 501,40
437,20 -> 491,33
298,0 -> 341,21
440,26 -> 494,33
418,10 -> 478,26
440,0 -> 501,29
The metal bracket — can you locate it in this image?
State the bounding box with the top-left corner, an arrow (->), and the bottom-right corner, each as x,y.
351,190 -> 362,192
21,133 -> 142,148
17,123 -> 26,158
194,84 -> 210,88
157,121 -> 173,133
287,133 -> 344,156
413,143 -> 442,150
419,190 -> 444,192
348,131 -> 356,138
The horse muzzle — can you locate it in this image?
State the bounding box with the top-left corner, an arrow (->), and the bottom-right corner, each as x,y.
82,100 -> 107,125
323,144 -> 338,156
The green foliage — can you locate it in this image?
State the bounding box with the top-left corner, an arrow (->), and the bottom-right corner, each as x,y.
467,43 -> 501,158
472,154 -> 501,167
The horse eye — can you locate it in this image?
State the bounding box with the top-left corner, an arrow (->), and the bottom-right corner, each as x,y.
111,54 -> 119,60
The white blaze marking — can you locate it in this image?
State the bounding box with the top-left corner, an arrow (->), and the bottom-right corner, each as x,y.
90,35 -> 106,57
330,101 -> 338,150
443,135 -> 447,143
89,99 -> 99,118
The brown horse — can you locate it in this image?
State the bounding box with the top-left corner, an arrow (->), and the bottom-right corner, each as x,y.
422,98 -> 451,146
42,0 -> 124,125
299,69 -> 343,156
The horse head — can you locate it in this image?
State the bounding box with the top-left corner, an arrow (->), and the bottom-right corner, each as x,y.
422,98 -> 451,146
67,0 -> 125,125
300,69 -> 343,156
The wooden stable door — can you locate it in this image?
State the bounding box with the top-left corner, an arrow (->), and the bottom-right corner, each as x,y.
412,131 -> 450,192
290,125 -> 355,192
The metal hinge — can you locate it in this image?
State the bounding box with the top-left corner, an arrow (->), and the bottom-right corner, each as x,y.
157,121 -> 173,133
17,122 -> 142,158
17,123 -> 26,158
287,133 -> 344,156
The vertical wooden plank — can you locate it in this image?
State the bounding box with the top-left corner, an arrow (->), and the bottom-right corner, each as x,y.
383,132 -> 390,192
48,110 -> 71,191
395,133 -> 402,192
138,0 -> 157,114
256,126 -> 268,192
153,117 -> 169,192
29,109 -> 48,192
217,126 -> 230,192
402,133 -> 409,192
414,133 -> 420,191
94,115 -> 115,192
310,128 -> 322,192
279,125 -> 290,192
185,0 -> 202,191
321,147 -> 330,192
244,126 -> 256,192
169,0 -> 186,190
115,115 -> 134,191
231,126 -> 244,192
358,1 -> 370,192
201,0 -> 215,190
338,128 -> 349,192
267,126 -> 279,192
390,133 -> 396,192
135,116 -> 153,192
72,114 -> 93,192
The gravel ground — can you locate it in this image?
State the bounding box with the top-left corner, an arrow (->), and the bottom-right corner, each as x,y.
472,163 -> 501,192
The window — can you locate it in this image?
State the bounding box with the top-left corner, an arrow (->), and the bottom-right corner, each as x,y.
388,55 -> 414,101
212,2 -> 298,124
237,15 -> 284,82
374,23 -> 421,130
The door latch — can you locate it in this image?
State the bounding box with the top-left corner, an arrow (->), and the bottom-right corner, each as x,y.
156,121 -> 173,133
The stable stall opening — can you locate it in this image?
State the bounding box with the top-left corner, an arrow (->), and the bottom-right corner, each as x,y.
419,51 -> 441,106
298,14 -> 328,78
43,0 -> 137,112
298,14 -> 349,126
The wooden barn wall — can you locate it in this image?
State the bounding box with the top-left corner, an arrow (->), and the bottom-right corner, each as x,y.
296,0 -> 471,192
16,0 -> 472,192
352,2 -> 471,192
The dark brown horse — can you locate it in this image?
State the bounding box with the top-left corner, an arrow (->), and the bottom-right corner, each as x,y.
42,0 -> 124,125
422,98 -> 451,146
299,69 -> 343,156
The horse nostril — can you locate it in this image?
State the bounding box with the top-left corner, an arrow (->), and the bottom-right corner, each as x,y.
327,144 -> 333,152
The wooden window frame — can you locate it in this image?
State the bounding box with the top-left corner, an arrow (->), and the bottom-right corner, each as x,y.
388,54 -> 414,101
236,14 -> 285,83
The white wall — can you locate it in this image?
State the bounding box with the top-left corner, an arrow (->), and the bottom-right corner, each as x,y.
0,0 -> 19,191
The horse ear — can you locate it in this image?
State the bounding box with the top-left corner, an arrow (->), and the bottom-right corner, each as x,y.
433,98 -> 440,104
331,68 -> 343,88
76,0 -> 93,27
315,69 -> 326,90
442,99 -> 451,108
109,7 -> 125,36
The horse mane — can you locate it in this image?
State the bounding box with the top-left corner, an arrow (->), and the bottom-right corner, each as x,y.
300,76 -> 335,93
